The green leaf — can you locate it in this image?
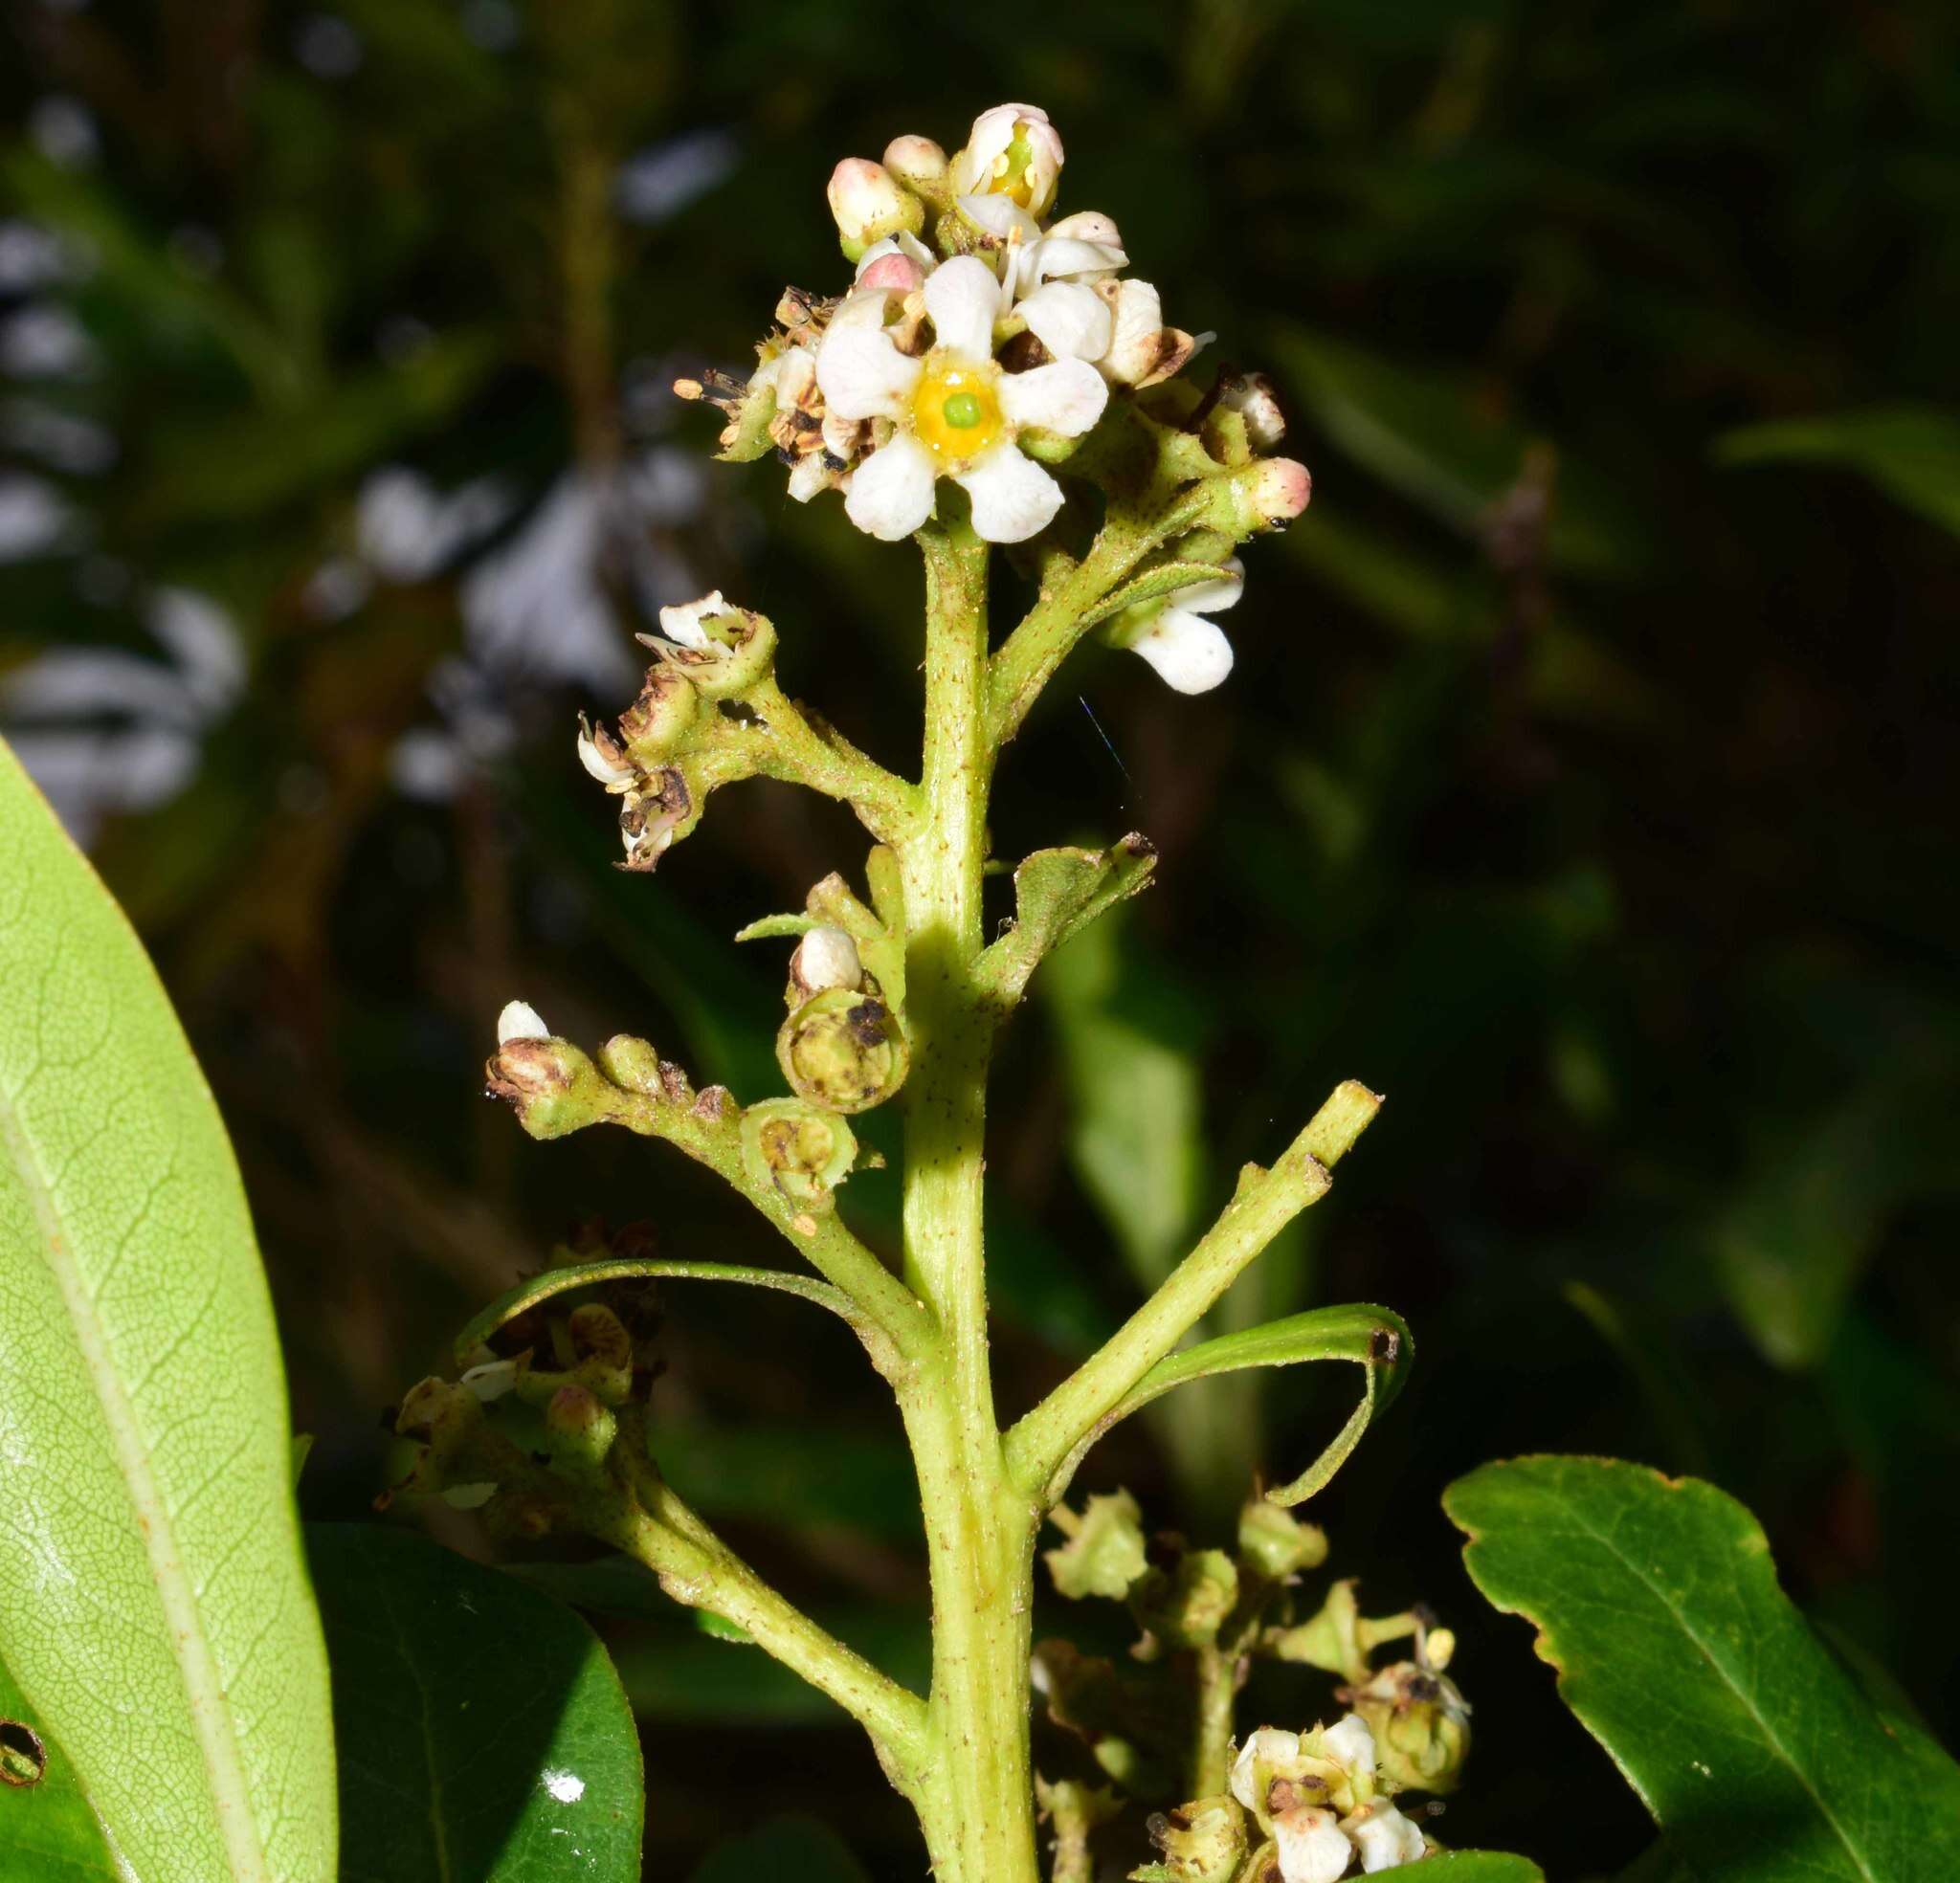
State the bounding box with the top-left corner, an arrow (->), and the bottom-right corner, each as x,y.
453,1255 -> 866,1365
1079,558 -> 1241,630
1444,1456 -> 1960,1882
1714,407 -> 1960,538
1418,1858 -> 1547,1881
975,836 -> 1159,1008
1091,1305 -> 1413,1506
0,739 -> 336,1883
689,1815 -> 870,1883
0,1651 -> 120,1883
308,1525 -> 643,1883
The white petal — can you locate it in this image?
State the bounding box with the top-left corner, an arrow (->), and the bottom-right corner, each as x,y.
657,590 -> 724,649
951,101 -> 1050,194
998,358 -> 1107,438
773,346 -> 816,408
853,230 -> 933,283
1103,278 -> 1166,383
844,432 -> 938,541
953,443 -> 1062,543
1046,210 -> 1123,249
1230,1728 -> 1302,1811
827,285 -> 901,331
460,1360 -> 520,1402
498,1000 -> 549,1043
1169,557 -> 1245,620
815,323 -> 921,421
1017,281 -> 1113,363
1347,1804 -> 1427,1872
786,454 -> 832,502
791,924 -> 862,993
1273,1807 -> 1353,1883
1018,233 -> 1127,288
923,255 -> 1002,361
1129,607 -> 1234,694
577,725 -> 635,787
1323,1714 -> 1377,1777
957,192 -> 1040,248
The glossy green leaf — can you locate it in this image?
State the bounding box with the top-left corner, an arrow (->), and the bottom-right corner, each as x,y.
453,1255 -> 865,1365
1445,1457 -> 1960,1881
308,1524 -> 643,1883
1054,1305 -> 1413,1508
689,1815 -> 870,1883
0,739 -> 336,1882
0,1651 -> 119,1883
1715,407 -> 1960,538
1418,1858 -> 1547,1881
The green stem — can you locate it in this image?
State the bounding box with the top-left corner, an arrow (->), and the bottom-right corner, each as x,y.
899,520 -> 1042,1883
608,1454 -> 931,1783
1004,1081 -> 1380,1503
1191,1643 -> 1239,1799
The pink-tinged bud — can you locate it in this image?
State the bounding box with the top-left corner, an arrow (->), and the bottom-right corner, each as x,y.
858,250 -> 924,294
826,158 -> 924,261
883,134 -> 949,199
1252,457 -> 1312,525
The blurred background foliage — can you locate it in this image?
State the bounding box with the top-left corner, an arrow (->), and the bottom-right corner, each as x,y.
4,0 -> 1958,1876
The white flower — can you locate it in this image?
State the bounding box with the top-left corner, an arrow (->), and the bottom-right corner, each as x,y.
1322,1713 -> 1377,1779
459,1360 -> 520,1403
576,718 -> 637,789
1343,1802 -> 1428,1872
1273,1806 -> 1353,1883
1230,1727 -> 1303,1811
949,103 -> 1064,220
497,1000 -> 549,1044
1112,559 -> 1243,694
657,589 -> 729,648
815,255 -> 1107,543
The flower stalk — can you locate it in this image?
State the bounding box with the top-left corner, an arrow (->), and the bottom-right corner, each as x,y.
400,100 -> 1427,1883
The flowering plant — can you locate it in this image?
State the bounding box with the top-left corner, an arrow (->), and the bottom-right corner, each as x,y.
4,93 -> 1956,1883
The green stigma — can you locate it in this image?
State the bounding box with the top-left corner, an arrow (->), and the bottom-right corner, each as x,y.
942,390 -> 985,429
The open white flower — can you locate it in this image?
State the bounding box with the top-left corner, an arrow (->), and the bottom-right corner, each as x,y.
1111,559 -> 1243,694
1230,1727 -> 1303,1811
815,255 -> 1107,543
950,103 -> 1064,220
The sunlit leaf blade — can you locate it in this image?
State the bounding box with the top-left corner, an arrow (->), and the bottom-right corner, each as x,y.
689,1815 -> 871,1883
1058,1305 -> 1412,1507
0,738 -> 336,1882
453,1255 -> 864,1365
1444,1456 -> 1960,1882
308,1525 -> 643,1883
0,1650 -> 120,1883
1417,1857 -> 1547,1881
1714,407 -> 1960,539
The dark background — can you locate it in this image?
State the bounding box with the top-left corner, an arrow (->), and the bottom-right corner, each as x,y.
4,2 -> 1957,1877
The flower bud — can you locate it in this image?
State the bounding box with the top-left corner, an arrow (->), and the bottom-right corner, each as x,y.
544,1383 -> 618,1475
1142,1796 -> 1248,1882
1347,1661 -> 1471,1795
1218,369 -> 1287,451
951,103 -> 1064,220
788,923 -> 863,1002
567,1302 -> 635,1406
775,988 -> 910,1114
595,1032 -> 665,1095
497,1000 -> 549,1045
1238,1501 -> 1329,1582
617,664 -> 699,763
1134,1548 -> 1239,1650
1044,1490 -> 1148,1602
827,158 -> 925,261
1249,457 -> 1312,526
739,1097 -> 859,1207
883,134 -> 949,202
485,1034 -> 608,1140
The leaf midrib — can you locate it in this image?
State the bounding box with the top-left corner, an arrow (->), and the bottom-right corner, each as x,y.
0,1057 -> 271,1883
1546,1490 -> 1876,1883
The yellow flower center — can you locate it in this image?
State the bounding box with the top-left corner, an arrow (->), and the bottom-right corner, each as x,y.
911,356 -> 1004,462
986,131 -> 1039,207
